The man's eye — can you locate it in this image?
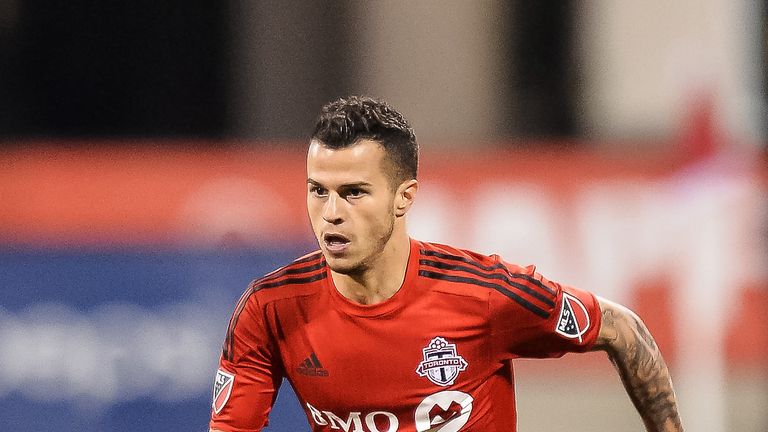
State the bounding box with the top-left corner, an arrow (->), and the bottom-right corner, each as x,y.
310,186 -> 327,196
346,188 -> 365,198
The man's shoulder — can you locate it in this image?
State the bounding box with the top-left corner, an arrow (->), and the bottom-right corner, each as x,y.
416,240 -> 548,307
418,240 -> 507,268
247,250 -> 327,304
416,240 -> 501,288
417,240 -> 533,275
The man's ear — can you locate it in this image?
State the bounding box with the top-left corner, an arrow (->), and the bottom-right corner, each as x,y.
394,179 -> 418,217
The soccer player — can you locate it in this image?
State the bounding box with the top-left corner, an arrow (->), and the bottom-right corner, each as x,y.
209,96 -> 684,431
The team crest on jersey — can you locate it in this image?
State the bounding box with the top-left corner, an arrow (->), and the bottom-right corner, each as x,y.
556,293 -> 590,342
416,337 -> 468,387
212,369 -> 234,414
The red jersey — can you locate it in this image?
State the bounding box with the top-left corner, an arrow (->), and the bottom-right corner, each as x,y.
210,239 -> 601,432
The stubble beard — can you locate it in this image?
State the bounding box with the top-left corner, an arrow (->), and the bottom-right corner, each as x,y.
326,212 -> 396,277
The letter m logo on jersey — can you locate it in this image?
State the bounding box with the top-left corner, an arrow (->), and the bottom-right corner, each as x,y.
416,337 -> 468,387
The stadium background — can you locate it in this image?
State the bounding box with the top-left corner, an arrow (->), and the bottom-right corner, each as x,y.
0,2 -> 766,431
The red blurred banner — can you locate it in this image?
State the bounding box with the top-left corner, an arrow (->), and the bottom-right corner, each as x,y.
0,144 -> 700,247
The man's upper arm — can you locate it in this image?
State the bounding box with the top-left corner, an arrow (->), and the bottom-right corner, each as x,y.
209,295 -> 283,431
490,261 -> 603,358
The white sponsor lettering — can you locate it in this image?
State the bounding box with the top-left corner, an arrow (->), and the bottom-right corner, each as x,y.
305,403 -> 398,432
305,392 -> 473,432
323,410 -> 363,431
306,402 -> 328,426
364,411 -> 399,432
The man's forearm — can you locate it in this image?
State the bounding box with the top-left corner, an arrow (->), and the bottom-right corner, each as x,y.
597,300 -> 684,431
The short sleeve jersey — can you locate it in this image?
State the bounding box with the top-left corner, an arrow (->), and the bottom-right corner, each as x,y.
210,239 -> 602,432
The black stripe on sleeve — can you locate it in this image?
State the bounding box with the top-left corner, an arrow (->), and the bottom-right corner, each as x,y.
419,259 -> 555,308
253,251 -> 322,282
419,270 -> 549,319
223,267 -> 327,361
293,251 -> 323,264
223,285 -> 256,362
255,271 -> 327,290
508,273 -> 556,296
420,249 -> 556,296
255,260 -> 326,286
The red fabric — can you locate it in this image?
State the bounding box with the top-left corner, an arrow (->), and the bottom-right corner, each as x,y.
210,239 -> 601,432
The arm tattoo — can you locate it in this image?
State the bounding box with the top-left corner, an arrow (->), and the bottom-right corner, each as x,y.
600,307 -> 684,432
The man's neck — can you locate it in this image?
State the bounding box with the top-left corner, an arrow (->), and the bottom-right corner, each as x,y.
331,231 -> 411,305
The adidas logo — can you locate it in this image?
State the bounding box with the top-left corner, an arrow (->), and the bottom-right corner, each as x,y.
296,352 -> 329,377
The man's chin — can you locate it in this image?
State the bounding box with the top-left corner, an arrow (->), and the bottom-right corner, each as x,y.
324,255 -> 362,275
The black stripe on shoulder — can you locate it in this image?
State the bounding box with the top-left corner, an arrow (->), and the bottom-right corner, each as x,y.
293,251 -> 323,265
420,249 -> 556,296
256,261 -> 325,285
223,269 -> 327,361
419,259 -> 555,308
224,254 -> 323,361
223,284 -> 257,361
254,271 -> 327,290
506,272 -> 556,296
421,249 -> 494,268
419,270 -> 549,319
254,254 -> 325,286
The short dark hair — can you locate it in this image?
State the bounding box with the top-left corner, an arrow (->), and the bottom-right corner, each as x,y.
311,96 -> 418,186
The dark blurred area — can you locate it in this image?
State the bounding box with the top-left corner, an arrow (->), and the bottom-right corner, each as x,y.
2,2 -> 763,145
0,1 -> 584,141
508,2 -> 578,137
0,0 -> 228,138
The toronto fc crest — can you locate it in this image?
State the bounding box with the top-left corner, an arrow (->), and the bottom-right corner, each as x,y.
416,337 -> 468,387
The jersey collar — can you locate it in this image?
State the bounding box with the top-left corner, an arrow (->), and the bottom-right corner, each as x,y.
325,237 -> 421,317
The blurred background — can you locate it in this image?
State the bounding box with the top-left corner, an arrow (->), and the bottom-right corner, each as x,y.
0,1 -> 766,431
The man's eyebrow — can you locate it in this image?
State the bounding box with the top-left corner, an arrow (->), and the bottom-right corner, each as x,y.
307,178 -> 332,186
339,182 -> 373,188
306,179 -> 373,188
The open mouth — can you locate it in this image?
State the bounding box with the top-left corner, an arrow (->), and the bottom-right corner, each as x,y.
323,233 -> 350,252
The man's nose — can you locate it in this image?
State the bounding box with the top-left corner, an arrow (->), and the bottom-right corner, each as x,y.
322,194 -> 344,224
